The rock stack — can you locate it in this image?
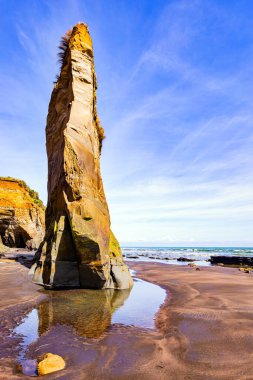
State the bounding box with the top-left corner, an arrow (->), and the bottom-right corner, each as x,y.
32,23 -> 132,289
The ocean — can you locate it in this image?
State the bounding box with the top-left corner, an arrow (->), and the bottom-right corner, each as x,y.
122,247 -> 253,265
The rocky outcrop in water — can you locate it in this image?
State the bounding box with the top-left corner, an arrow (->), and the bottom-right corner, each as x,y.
210,256 -> 253,266
32,23 -> 132,289
0,177 -> 45,250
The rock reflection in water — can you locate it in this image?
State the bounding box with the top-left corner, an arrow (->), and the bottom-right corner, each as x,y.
38,288 -> 131,339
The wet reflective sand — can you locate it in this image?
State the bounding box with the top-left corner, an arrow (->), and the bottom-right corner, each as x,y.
11,273 -> 166,377
3,261 -> 253,379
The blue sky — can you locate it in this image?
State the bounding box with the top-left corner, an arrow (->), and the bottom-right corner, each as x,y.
1,0 -> 253,246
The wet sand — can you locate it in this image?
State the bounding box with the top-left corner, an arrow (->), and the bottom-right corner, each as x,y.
0,259 -> 253,379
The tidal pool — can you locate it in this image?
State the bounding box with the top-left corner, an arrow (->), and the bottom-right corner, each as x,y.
12,272 -> 166,376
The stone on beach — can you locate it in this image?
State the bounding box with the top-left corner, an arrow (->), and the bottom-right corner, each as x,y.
37,353 -> 65,376
239,268 -> 251,273
32,23 -> 132,290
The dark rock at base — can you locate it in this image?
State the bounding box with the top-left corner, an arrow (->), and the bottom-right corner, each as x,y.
177,257 -> 195,262
210,256 -> 253,266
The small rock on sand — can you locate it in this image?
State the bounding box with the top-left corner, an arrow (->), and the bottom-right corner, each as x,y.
239,268 -> 250,273
37,353 -> 65,376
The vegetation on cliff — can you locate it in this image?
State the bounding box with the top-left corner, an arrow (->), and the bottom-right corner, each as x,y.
0,177 -> 45,209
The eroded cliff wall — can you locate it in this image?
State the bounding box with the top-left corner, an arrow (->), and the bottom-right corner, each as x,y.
0,177 -> 45,249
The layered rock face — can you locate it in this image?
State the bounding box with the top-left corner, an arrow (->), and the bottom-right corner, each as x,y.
32,23 -> 132,289
0,177 -> 45,249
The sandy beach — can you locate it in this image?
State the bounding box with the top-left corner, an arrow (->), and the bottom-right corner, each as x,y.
1,259 -> 253,379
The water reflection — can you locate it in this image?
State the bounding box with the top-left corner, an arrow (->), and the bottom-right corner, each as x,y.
12,275 -> 166,376
38,288 -> 131,338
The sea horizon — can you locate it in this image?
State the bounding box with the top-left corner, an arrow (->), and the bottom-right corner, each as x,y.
121,246 -> 253,263
121,245 -> 253,248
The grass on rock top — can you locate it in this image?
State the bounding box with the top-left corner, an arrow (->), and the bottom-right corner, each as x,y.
0,176 -> 45,209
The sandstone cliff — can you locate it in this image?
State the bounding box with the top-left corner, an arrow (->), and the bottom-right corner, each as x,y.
32,23 -> 132,289
0,177 -> 45,249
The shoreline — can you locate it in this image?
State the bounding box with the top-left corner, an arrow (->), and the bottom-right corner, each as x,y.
0,259 -> 253,379
130,261 -> 253,379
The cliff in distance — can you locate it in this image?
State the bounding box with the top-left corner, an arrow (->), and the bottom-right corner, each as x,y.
32,23 -> 133,289
0,177 -> 45,249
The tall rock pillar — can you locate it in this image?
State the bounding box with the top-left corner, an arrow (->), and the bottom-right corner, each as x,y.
32,23 -> 133,289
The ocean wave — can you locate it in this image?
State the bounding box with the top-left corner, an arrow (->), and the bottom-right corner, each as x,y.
122,247 -> 253,262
